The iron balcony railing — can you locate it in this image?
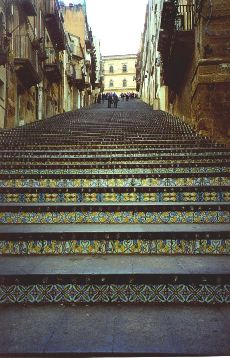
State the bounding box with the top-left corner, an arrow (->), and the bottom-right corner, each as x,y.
44,0 -> 60,16
44,47 -> 62,82
13,34 -> 37,67
66,63 -> 76,78
71,44 -> 84,59
175,4 -> 194,31
45,47 -> 60,66
13,34 -> 42,87
19,0 -> 37,16
44,0 -> 65,51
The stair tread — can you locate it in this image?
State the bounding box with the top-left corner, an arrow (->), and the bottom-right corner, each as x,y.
1,185 -> 229,191
1,201 -> 228,207
0,255 -> 230,276
0,223 -> 229,233
0,304 -> 230,355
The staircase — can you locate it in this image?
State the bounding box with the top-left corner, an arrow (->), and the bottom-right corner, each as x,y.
0,101 -> 229,356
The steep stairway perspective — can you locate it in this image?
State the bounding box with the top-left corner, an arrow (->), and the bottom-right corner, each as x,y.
0,100 -> 230,356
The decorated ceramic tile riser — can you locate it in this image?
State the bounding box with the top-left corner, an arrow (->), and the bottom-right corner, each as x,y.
0,166 -> 229,175
2,151 -> 228,160
0,177 -> 229,188
0,239 -> 229,255
0,211 -> 229,224
0,283 -> 229,304
0,191 -> 229,203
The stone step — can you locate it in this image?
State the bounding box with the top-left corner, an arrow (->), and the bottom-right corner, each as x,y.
0,166 -> 228,176
0,142 -> 224,150
0,223 -> 229,255
0,146 -> 228,154
1,144 -> 224,151
1,151 -> 229,160
0,255 -> 229,304
1,201 -> 228,209
1,160 -> 229,169
0,304 -> 230,356
0,138 -> 220,144
1,255 -> 229,275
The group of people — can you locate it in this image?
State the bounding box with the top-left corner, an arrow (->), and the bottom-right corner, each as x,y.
107,93 -> 119,108
94,92 -> 138,108
120,92 -> 137,101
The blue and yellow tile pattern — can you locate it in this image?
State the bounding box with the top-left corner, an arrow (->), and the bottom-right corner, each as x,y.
0,239 -> 229,255
0,283 -> 229,304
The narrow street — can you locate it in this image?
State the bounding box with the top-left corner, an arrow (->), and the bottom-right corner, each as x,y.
0,100 -> 229,356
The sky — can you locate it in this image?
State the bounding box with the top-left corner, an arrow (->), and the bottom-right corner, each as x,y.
63,0 -> 148,56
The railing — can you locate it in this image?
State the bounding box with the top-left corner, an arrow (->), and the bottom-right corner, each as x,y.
13,34 -> 37,68
45,47 -> 59,65
19,0 -> 37,16
20,0 -> 37,9
76,67 -> 84,81
44,0 -> 65,49
66,63 -> 76,78
72,44 -> 84,59
175,4 -> 194,31
44,0 -> 60,15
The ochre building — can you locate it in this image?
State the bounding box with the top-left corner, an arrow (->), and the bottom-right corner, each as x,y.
102,54 -> 137,95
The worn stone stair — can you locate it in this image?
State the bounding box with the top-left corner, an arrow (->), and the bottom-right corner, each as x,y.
0,103 -> 229,356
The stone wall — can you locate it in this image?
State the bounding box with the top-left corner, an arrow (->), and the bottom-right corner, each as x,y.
191,0 -> 230,144
170,0 -> 230,145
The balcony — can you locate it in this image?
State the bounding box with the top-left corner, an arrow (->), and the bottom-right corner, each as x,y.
13,35 -> 41,89
72,45 -> 84,60
158,2 -> 195,92
44,0 -> 65,51
66,63 -> 76,85
44,48 -> 62,83
19,0 -> 37,16
0,37 -> 8,66
75,67 -> 85,90
66,64 -> 85,90
85,30 -> 93,51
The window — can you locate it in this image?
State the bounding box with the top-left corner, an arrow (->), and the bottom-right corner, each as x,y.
109,65 -> 114,73
123,79 -> 127,88
122,64 -> 127,72
109,79 -> 114,87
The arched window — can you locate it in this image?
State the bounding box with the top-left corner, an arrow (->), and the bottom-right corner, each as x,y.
123,79 -> 127,88
109,79 -> 114,87
122,64 -> 127,72
109,65 -> 114,73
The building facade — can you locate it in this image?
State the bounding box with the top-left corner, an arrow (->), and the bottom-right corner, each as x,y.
138,0 -> 230,144
0,0 -> 101,129
102,54 -> 137,95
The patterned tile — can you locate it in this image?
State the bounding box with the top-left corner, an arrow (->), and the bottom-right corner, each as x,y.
0,177 -> 229,188
0,283 -> 229,304
0,190 -> 229,203
0,210 -> 229,224
0,239 -> 229,255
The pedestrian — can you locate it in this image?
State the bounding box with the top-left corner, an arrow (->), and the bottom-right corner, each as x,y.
108,94 -> 113,108
113,94 -> 119,108
97,93 -> 101,104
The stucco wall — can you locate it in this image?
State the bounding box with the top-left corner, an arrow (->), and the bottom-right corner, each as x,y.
103,56 -> 137,94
